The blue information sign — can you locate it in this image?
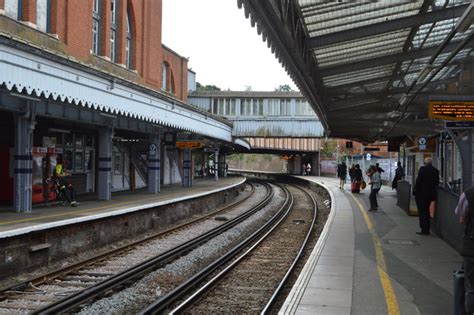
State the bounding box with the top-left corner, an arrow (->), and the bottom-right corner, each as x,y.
445,121 -> 474,128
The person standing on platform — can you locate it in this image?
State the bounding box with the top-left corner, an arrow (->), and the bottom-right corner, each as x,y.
413,157 -> 439,235
376,162 -> 385,174
392,161 -> 405,190
368,165 -> 381,211
455,187 -> 474,314
337,162 -> 347,189
349,164 -> 356,183
306,162 -> 312,176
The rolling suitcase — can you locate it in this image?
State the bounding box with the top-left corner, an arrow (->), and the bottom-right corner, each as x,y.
351,181 -> 360,193
454,268 -> 466,315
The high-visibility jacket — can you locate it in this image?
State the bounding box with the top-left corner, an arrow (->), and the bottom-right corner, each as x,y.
55,163 -> 64,176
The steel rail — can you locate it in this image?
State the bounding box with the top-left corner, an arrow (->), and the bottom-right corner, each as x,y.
1,181 -> 255,297
140,182 -> 294,315
30,181 -> 273,314
261,185 -> 318,314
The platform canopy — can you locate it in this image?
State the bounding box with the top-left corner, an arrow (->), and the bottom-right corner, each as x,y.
238,0 -> 474,142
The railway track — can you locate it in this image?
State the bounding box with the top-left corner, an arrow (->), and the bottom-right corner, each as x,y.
142,183 -> 317,314
0,181 -> 273,314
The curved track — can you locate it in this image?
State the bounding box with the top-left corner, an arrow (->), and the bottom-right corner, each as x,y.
0,181 -> 272,314
142,183 -> 317,314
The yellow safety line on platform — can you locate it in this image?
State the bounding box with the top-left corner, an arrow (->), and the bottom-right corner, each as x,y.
0,194 -> 171,226
351,194 -> 400,315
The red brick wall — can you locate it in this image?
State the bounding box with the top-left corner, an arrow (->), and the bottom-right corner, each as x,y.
162,46 -> 188,101
21,0 -> 36,23
0,0 -> 5,11
1,0 -> 188,102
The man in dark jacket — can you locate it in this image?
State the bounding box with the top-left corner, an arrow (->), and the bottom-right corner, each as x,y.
455,187 -> 474,313
414,157 -> 439,235
337,162 -> 347,189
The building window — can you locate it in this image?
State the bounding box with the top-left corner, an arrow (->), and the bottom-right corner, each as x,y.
5,0 -> 21,20
110,0 -> 117,62
253,98 -> 263,116
92,0 -> 101,55
241,98 -> 251,116
214,98 -> 236,116
126,11 -> 132,69
295,100 -> 314,116
36,0 -> 51,32
280,98 -> 291,116
268,99 -> 280,116
162,62 -> 168,91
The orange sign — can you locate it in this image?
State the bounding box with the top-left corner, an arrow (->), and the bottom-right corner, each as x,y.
176,141 -> 203,149
428,101 -> 474,121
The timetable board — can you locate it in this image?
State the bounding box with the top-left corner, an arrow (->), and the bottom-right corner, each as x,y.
428,100 -> 474,121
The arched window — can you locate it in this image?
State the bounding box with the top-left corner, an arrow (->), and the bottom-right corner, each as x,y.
126,11 -> 132,69
162,62 -> 168,91
36,0 -> 51,32
4,0 -> 22,20
110,0 -> 117,62
92,0 -> 101,55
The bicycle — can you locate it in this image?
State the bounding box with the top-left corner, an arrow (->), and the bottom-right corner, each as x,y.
44,178 -> 69,207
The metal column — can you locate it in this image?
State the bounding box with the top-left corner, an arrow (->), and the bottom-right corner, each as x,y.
214,150 -> 219,181
98,127 -> 113,201
218,154 -> 226,177
182,149 -> 193,187
148,134 -> 161,193
14,114 -> 35,213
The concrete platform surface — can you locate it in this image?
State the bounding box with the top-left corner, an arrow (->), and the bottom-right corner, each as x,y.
281,176 -> 461,315
0,177 -> 245,238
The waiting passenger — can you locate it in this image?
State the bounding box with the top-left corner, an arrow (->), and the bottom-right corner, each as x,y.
337,162 -> 347,189
54,156 -> 78,207
368,165 -> 381,211
392,162 -> 405,190
413,157 -> 439,235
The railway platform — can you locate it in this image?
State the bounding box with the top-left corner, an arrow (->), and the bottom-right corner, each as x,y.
0,176 -> 246,238
282,176 -> 462,315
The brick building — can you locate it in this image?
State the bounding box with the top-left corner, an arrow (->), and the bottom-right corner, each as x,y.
0,0 -> 235,212
0,0 -> 188,101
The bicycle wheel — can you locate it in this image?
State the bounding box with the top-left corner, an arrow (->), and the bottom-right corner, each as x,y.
45,186 -> 57,207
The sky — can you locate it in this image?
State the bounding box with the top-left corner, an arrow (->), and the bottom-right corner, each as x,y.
162,0 -> 297,92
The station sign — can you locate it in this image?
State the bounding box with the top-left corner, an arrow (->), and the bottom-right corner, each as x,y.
176,141 -> 203,149
418,137 -> 427,151
445,121 -> 474,128
428,100 -> 474,121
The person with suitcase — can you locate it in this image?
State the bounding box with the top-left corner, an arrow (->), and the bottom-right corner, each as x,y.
351,164 -> 363,193
455,187 -> 474,314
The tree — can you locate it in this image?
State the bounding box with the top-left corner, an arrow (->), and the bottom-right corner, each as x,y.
196,82 -> 221,92
320,139 -> 337,158
275,84 -> 293,92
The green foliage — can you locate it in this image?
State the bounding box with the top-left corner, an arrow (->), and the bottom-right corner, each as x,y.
275,84 -> 293,92
196,82 -> 221,92
320,139 -> 337,158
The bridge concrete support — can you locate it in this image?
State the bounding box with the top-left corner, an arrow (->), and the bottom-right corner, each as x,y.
290,156 -> 303,175
13,113 -> 36,213
98,127 -> 113,201
218,154 -> 227,178
182,149 -> 193,187
148,134 -> 161,193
